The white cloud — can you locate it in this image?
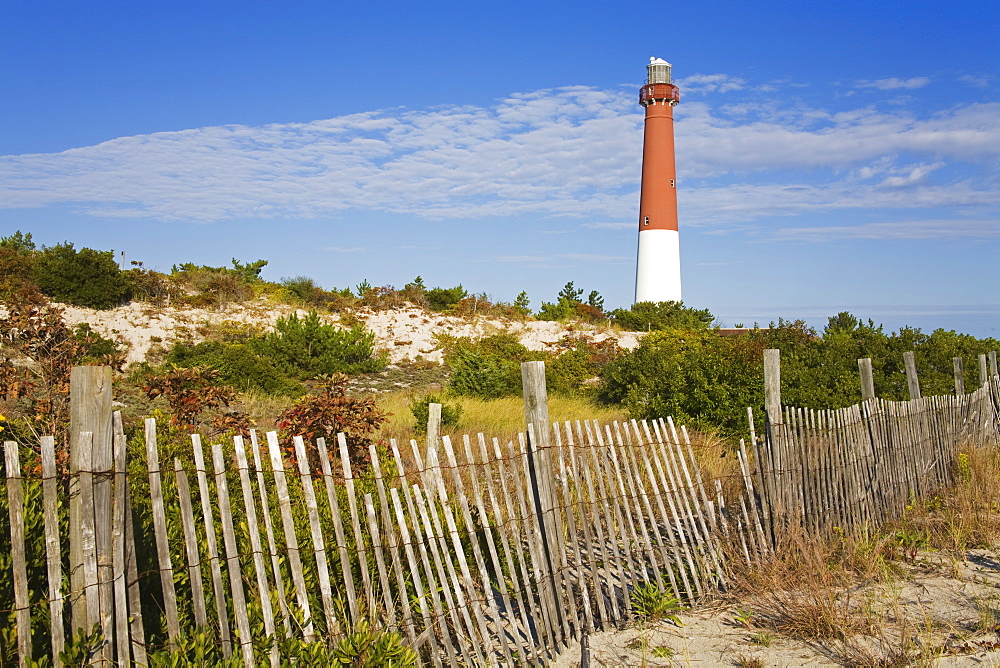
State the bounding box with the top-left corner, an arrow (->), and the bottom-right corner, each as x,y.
958,74 -> 991,89
678,74 -> 747,94
773,218 -> 1000,242
1,79 -> 997,240
855,77 -> 931,90
584,222 -> 634,230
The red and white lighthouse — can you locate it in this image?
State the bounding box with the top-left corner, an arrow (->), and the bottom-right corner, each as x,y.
634,57 -> 682,304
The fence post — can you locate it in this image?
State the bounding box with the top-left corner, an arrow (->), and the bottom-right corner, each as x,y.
903,352 -> 921,400
764,349 -> 781,422
858,358 -> 875,401
989,351 -> 998,378
953,357 -> 965,396
69,366 -> 113,637
762,349 -> 785,531
520,361 -> 564,632
978,354 -> 988,388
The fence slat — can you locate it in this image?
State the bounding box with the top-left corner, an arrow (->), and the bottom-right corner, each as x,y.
173,460 -> 209,629
111,414 -> 131,668
40,435 -> 66,662
315,436 -> 358,629
232,435 -> 278,665
211,442 -> 255,666
190,433 -> 232,656
144,419 -> 181,646
265,431 -> 315,642
4,441 -> 31,666
250,430 -> 291,637
291,436 -> 336,634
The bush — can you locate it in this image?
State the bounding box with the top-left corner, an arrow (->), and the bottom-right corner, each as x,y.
260,311 -> 386,379
610,301 -> 715,331
143,366 -> 250,435
32,242 -> 131,309
277,374 -> 388,468
410,393 -> 463,433
445,333 -> 545,399
0,231 -> 39,301
166,340 -> 302,396
599,328 -> 765,437
281,276 -> 332,308
426,285 -> 467,311
546,336 -> 620,394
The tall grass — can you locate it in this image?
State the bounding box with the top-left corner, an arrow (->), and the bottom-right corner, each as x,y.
375,390 -> 630,445
725,438 -> 1000,664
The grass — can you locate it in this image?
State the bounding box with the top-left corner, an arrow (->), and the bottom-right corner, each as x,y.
721,439 -> 1000,664
374,390 -> 630,446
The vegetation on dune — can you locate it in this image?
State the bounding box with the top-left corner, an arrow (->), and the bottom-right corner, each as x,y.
2,228 -> 999,451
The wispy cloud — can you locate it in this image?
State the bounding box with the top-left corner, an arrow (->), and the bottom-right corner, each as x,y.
584,222 -> 634,230
321,246 -> 365,252
773,219 -> 1000,242
495,253 -> 629,263
855,77 -> 931,90
1,79 -> 997,243
678,73 -> 747,94
958,74 -> 991,89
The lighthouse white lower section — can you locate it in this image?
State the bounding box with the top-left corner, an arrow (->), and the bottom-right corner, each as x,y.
635,229 -> 682,304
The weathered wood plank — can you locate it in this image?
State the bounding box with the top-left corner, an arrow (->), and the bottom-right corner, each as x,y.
211,442 -> 255,666
190,433 -> 232,655
4,441 -> 32,666
144,419 -> 181,646
232,435 -> 278,664
40,435 -> 66,662
265,431 -> 315,642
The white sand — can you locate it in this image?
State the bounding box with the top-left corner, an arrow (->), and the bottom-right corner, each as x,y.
59,301 -> 643,366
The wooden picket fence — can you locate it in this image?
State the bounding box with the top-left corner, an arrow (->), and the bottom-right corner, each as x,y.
2,352 -> 999,666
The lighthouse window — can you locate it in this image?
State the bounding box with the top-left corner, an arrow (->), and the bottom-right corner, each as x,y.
670,179 -> 675,188
643,217 -> 649,226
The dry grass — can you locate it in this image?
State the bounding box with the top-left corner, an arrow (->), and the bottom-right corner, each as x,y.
721,439 -> 1000,665
374,390 -> 629,446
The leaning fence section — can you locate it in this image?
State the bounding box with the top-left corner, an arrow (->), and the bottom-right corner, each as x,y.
3,352 -> 999,665
1,413 -> 729,666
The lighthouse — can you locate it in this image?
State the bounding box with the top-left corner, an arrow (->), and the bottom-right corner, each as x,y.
634,57 -> 682,304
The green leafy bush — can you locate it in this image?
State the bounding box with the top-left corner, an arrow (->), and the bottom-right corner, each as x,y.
410,393 -> 463,432
546,336 -> 620,394
445,333 -> 545,399
599,328 -> 765,437
426,284 -> 467,311
166,340 -> 303,396
32,242 -> 131,309
610,301 -> 714,331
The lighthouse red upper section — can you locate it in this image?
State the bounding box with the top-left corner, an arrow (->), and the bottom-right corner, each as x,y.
637,58 -> 680,233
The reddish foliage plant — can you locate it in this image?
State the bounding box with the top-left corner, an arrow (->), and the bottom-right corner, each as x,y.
277,374 -> 388,472
144,366 -> 249,436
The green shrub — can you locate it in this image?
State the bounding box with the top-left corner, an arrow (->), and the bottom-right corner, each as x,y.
166,340 -> 303,396
260,311 -> 386,379
281,275 -> 332,308
610,301 -> 714,331
445,333 -> 546,399
410,393 -> 463,432
599,328 -> 765,437
546,336 -> 620,394
32,242 -> 131,309
426,284 -> 467,311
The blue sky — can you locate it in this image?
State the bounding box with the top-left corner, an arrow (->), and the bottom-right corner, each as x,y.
2,0 -> 998,337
